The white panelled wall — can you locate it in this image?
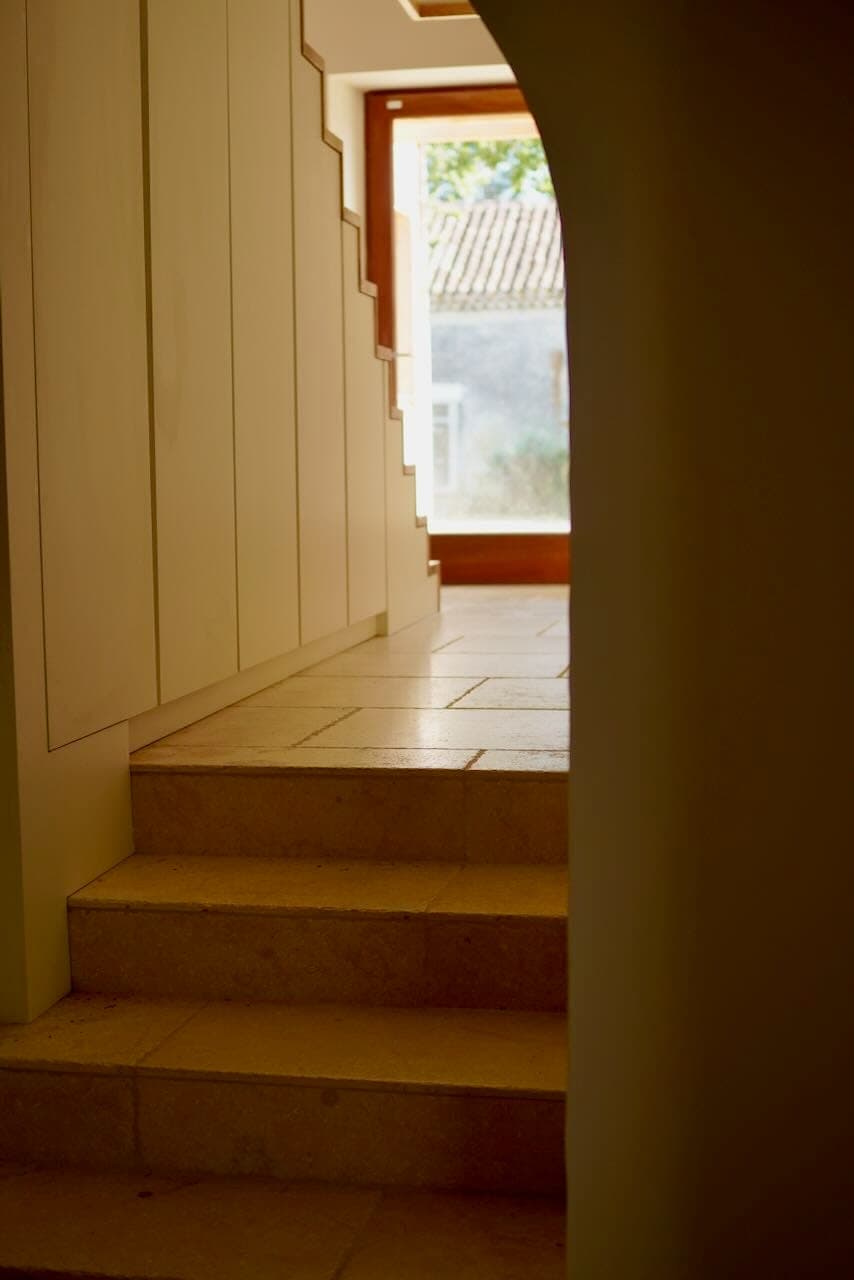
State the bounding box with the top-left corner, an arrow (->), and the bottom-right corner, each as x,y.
0,0 -> 437,1022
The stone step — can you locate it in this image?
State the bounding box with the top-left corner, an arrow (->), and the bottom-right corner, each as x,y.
69,854 -> 567,1011
0,995 -> 565,1196
130,763 -> 568,864
0,1164 -> 565,1279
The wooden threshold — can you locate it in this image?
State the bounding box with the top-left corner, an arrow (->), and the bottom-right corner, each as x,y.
429,532 -> 570,585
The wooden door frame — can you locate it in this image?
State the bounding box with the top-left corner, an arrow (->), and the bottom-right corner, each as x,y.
366,84 -> 528,353
364,83 -> 570,585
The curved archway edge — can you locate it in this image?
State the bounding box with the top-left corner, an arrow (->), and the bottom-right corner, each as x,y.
471,2 -> 854,1275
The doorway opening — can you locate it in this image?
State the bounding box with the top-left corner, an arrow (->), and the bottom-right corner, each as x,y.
366,86 -> 570,584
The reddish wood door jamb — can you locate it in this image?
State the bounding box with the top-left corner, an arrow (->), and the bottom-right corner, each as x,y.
366,84 -> 570,584
429,533 -> 570,585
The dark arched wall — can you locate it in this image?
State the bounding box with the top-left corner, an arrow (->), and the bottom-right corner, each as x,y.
473,2 -> 854,1276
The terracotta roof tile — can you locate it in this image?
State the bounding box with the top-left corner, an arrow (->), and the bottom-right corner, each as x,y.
427,200 -> 565,310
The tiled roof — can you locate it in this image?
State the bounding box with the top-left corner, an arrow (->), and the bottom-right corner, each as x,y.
427,199 -> 565,311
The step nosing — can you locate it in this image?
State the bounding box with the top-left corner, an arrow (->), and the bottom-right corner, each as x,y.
0,1059 -> 125,1077
130,762 -> 568,780
70,899 -> 425,920
132,1063 -> 563,1098
0,1057 -> 563,1100
70,898 -> 565,923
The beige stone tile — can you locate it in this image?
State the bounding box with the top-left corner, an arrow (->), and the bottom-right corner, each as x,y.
454,679 -> 569,710
0,1167 -> 378,1280
441,636 -> 569,654
435,619 -> 555,640
74,854 -> 460,916
463,776 -> 569,864
358,618 -> 465,651
70,910 -> 565,1012
302,651 -> 568,678
138,1077 -> 565,1193
240,676 -> 481,709
0,993 -> 200,1073
539,618 -> 569,637
139,1003 -> 566,1098
132,743 -> 478,769
308,709 -> 569,752
427,864 -> 568,920
132,771 -> 469,860
339,1189 -> 566,1280
159,705 -> 349,749
443,585 -> 568,603
70,860 -> 564,1011
441,596 -> 564,612
71,910 -> 431,1006
424,918 -> 567,1013
434,620 -> 556,637
472,750 -> 570,772
437,603 -> 563,622
0,1070 -> 135,1169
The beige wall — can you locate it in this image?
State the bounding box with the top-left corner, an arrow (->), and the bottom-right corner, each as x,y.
0,0 -> 435,1022
313,0 -> 513,221
474,0 -> 854,1274
327,80 -> 368,216
305,0 -> 504,76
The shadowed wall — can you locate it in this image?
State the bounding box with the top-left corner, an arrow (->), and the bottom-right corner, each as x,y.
474,1 -> 854,1275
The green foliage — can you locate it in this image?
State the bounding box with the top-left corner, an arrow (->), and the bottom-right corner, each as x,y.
434,431 -> 569,522
482,434 -> 569,518
425,139 -> 554,203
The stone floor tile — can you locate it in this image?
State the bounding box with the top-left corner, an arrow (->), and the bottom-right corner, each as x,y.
338,1188 -> 566,1280
301,651 -> 568,679
159,705 -> 349,749
539,618 -> 569,637
441,636 -> 569,654
454,679 -> 569,710
240,675 -> 481,709
138,1002 -> 566,1097
131,744 -> 478,770
307,708 -> 569,752
427,864 -> 567,920
0,993 -> 200,1073
471,750 -> 570,772
131,770 -> 469,860
74,854 -> 461,916
71,909 -> 432,1005
0,1071 -> 135,1169
0,1166 -> 378,1280
137,1077 -> 564,1193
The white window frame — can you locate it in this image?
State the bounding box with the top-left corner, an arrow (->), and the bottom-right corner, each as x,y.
431,382 -> 465,493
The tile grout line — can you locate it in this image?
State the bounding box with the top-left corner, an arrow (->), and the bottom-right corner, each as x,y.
131,1074 -> 142,1169
444,677 -> 489,708
290,706 -> 361,746
134,1002 -> 212,1074
429,634 -> 465,652
329,1188 -> 387,1280
130,1000 -> 213,1169
422,862 -> 467,912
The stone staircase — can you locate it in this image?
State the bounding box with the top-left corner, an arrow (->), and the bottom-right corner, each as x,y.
0,746 -> 567,1276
